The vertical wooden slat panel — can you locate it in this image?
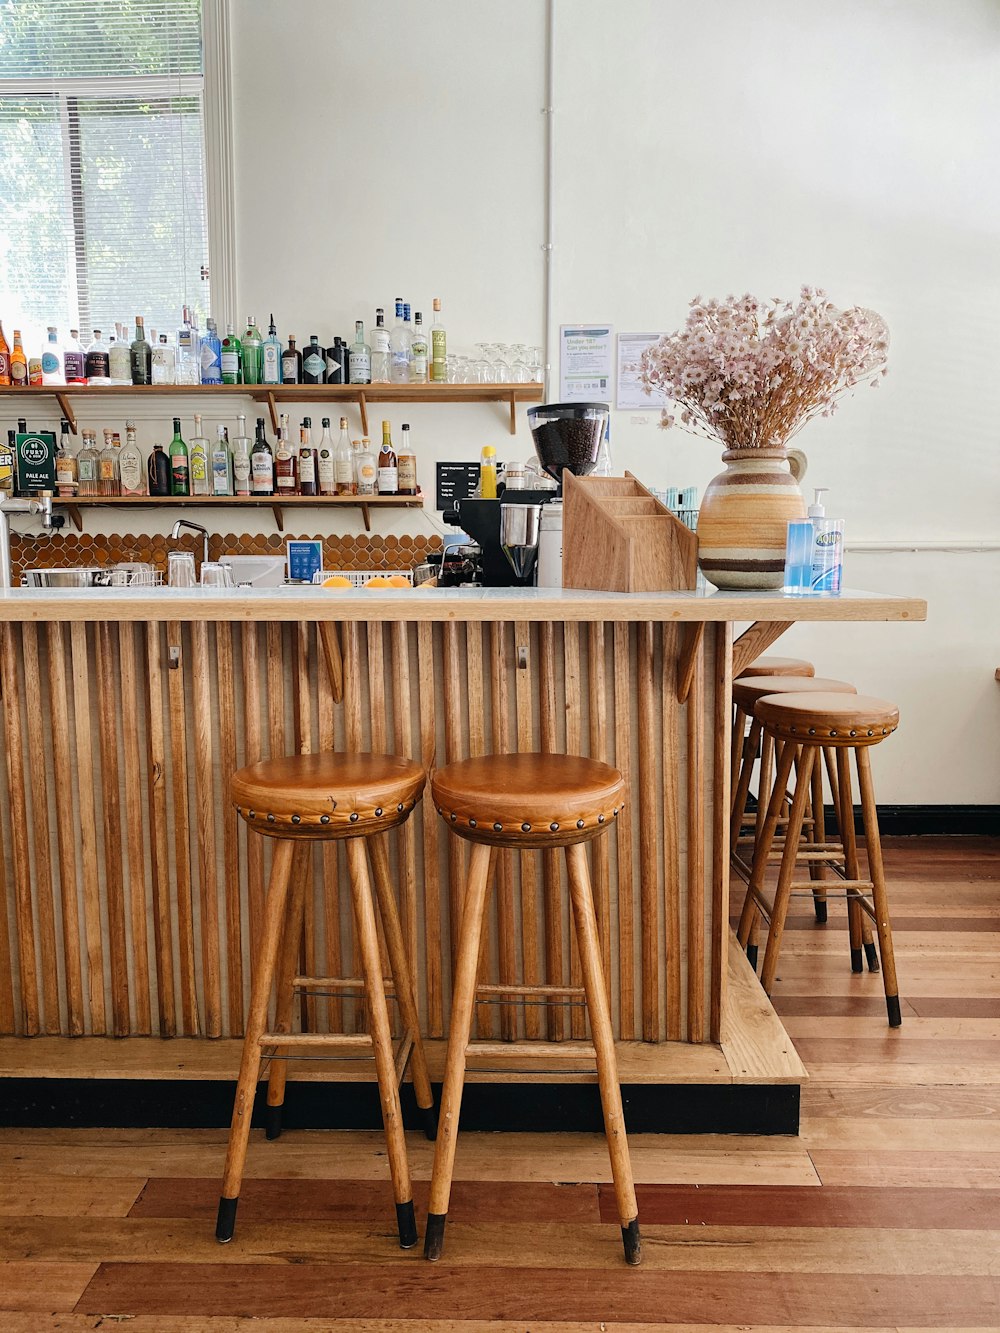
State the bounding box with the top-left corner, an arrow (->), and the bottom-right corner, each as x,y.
662,624 -> 682,1041
241,623 -> 265,970
166,622 -> 198,1036
1,624 -> 39,1034
417,622 -> 442,1036
266,623 -> 285,760
293,622 -> 317,1032
317,641 -> 342,1032
489,621 -> 517,1041
118,622 -> 151,1034
145,622 -> 176,1036
48,623 -> 84,1037
538,621 -> 563,1041
686,632 -> 706,1043
637,621 -> 659,1042
613,621 -> 635,1041
514,620 -> 541,1040
586,623 -> 611,1007
191,622 -> 222,1038
20,624 -> 61,1033
465,621 -> 494,1039
565,622 -> 586,1039
0,650 -> 15,1032
711,622 -> 733,1044
390,621 -> 418,971
215,622 -> 243,1036
70,622 -> 106,1035
341,621 -> 364,1033
95,622 -> 129,1035
442,621 -> 465,987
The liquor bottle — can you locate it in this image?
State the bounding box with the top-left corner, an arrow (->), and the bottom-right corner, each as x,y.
397,423 -> 417,495
262,315 -> 282,384
119,419 -> 146,496
334,416 -> 354,495
84,330 -> 110,382
63,329 -> 86,383
274,414 -> 298,495
221,324 -> 242,384
189,413 -> 211,496
348,320 -> 371,385
242,315 -> 263,385
281,335 -> 302,384
430,297 -> 447,382
298,417 -> 317,496
355,437 -> 377,495
0,430 -> 13,498
0,322 -> 10,385
152,334 -> 176,384
169,417 -> 190,496
147,442 -> 171,496
10,330 -> 27,387
98,429 -> 121,496
55,419 -> 77,496
317,417 -> 336,495
377,420 -> 398,495
201,317 -> 223,384
302,335 -> 326,385
250,417 -> 274,495
212,424 -> 233,496
41,327 -> 64,385
232,413 -> 252,495
389,298 -> 409,383
130,316 -> 152,385
326,336 -> 347,384
176,305 -> 200,384
108,326 -> 131,384
410,312 -> 428,383
28,350 -> 43,385
76,430 -> 100,496
370,308 -> 390,382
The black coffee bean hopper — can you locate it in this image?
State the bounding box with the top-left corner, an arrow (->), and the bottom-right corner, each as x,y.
444,402 -> 610,588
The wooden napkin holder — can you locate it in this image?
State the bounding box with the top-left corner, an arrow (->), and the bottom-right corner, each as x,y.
561,471 -> 698,592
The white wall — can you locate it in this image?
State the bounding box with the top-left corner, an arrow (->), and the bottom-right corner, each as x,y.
38,0 -> 996,803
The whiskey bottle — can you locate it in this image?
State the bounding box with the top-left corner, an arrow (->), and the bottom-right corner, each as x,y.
274,415 -> 298,495
189,413 -> 211,496
397,423 -> 417,495
377,420 -> 398,495
119,419 -> 146,496
299,418 -> 317,495
317,417 -> 336,495
250,417 -> 274,495
169,417 -> 190,496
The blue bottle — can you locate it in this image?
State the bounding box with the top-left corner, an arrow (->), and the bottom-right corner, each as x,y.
783,519 -> 814,595
200,317 -> 223,385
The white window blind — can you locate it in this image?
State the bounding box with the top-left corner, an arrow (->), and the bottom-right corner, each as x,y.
0,0 -> 210,347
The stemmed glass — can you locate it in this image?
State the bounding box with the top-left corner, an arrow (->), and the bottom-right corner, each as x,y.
510,344 -> 530,384
489,343 -> 511,384
470,344 -> 493,384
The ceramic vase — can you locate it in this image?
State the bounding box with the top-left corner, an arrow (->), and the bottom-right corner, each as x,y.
696,448 -> 806,590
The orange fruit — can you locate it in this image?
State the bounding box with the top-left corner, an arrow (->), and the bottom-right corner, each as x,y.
322,575 -> 352,588
365,576 -> 390,588
387,575 -> 410,587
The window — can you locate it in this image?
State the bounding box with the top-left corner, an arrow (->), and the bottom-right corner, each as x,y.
0,0 -> 210,348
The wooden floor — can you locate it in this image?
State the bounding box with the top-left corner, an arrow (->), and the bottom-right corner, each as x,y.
0,835 -> 998,1330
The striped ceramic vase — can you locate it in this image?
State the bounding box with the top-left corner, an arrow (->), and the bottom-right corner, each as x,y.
696,449 -> 806,590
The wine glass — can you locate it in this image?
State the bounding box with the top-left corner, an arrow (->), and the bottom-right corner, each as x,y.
471,344 -> 493,384
510,344 -> 530,384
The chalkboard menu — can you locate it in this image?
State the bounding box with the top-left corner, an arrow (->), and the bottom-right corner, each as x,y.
435,461 -> 483,510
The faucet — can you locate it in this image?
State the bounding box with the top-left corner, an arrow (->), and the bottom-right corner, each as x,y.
170,518 -> 210,567
0,494 -> 53,591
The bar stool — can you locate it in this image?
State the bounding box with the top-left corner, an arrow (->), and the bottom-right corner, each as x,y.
730,657 -> 815,811
216,752 -> 436,1249
736,693 -> 902,1026
425,752 -> 641,1266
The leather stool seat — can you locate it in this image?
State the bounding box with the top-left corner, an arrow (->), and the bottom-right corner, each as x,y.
755,693 -> 899,746
738,656 -> 815,678
431,753 -> 625,848
733,675 -> 856,713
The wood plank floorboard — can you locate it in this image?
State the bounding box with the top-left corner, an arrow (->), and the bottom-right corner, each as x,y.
0,837 -> 997,1328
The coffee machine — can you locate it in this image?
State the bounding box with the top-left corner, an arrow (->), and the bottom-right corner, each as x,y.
447,402 -> 610,587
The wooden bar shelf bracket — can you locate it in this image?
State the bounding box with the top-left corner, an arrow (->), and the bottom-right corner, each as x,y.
55,393 -> 78,435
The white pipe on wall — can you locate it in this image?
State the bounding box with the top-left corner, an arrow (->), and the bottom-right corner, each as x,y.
541,0 -> 555,399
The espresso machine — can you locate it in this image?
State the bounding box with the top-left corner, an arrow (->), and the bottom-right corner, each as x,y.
445,402 -> 610,587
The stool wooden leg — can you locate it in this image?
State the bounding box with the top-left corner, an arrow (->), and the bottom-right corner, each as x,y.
217,837 -> 295,1243
730,718 -> 762,856
265,842 -> 311,1141
856,748 -> 902,1027
567,841 -> 641,1264
760,746 -> 815,997
368,831 -> 438,1141
730,705 -> 748,804
425,840 -> 493,1262
738,741 -> 796,953
345,836 -> 417,1249
754,732 -> 775,845
809,755 -> 829,924
836,749 -> 877,972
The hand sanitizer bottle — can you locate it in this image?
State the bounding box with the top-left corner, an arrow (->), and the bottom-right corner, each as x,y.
807,488 -> 844,595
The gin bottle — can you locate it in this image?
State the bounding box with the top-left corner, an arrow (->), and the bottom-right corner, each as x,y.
76,430 -> 100,496
232,413 -> 253,495
189,413 -> 211,496
370,308 -> 390,382
201,318 -> 223,384
262,315 -> 282,385
212,425 -> 233,496
130,316 -> 152,385
410,312 -> 428,383
119,419 -> 146,496
388,299 -> 409,383
221,324 -> 242,384
85,330 -> 110,383
41,327 -> 64,385
302,335 -> 326,385
242,315 -> 263,385
348,321 -> 371,385
55,419 -> 78,497
63,329 -> 86,383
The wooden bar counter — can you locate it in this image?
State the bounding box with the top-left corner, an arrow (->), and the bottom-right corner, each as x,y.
0,585 -> 925,1132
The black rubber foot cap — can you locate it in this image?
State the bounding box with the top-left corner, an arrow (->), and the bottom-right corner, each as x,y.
814,899 -> 828,924
622,1219 -> 642,1266
396,1199 -> 418,1249
420,1103 -> 439,1142
215,1196 -> 238,1244
265,1103 -> 283,1141
886,994 -> 902,1028
424,1211 -> 446,1261
850,946 -> 864,974
864,941 -> 880,972
746,943 -> 758,971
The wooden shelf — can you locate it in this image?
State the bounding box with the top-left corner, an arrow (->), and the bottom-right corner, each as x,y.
49,493 -> 423,534
0,382 -> 543,436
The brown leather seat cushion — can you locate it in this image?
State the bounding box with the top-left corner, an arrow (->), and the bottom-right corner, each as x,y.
755,692 -> 899,746
232,752 -> 426,838
738,656 -> 815,678
734,675 -> 856,712
431,752 -> 625,848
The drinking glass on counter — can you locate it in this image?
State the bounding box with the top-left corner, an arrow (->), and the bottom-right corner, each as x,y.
168,551 -> 197,587
200,561 -> 235,588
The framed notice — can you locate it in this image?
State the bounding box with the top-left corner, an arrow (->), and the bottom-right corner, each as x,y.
616,332 -> 669,411
559,324 -> 614,403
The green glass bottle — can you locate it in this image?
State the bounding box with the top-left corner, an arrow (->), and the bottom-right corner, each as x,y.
242,315 -> 263,385
221,324 -> 243,384
169,416 -> 190,496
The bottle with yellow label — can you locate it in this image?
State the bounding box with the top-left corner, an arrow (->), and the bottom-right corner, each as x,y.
479,444 -> 497,499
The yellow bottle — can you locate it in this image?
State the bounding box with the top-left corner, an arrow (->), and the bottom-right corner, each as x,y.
479,445 -> 497,499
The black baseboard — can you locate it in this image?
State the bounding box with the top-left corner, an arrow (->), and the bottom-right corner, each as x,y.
0,1078 -> 799,1136
827,804 -> 1000,838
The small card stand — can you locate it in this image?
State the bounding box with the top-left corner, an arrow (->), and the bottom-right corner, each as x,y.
561,471 -> 698,592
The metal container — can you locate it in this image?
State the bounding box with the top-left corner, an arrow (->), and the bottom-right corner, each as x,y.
23,568 -> 113,588
500,502 -> 541,581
